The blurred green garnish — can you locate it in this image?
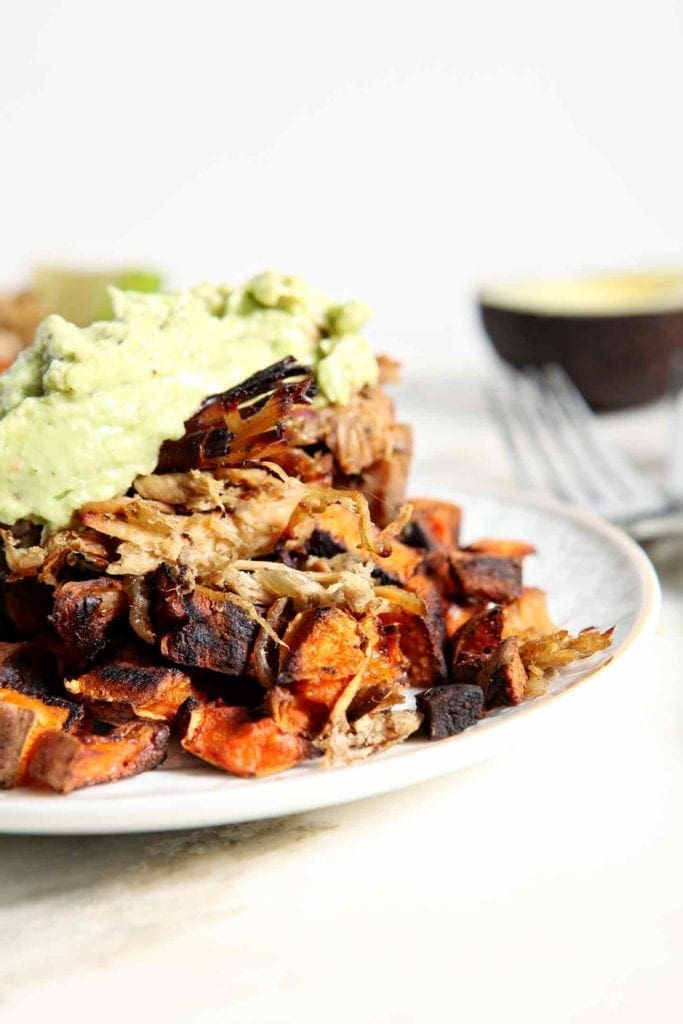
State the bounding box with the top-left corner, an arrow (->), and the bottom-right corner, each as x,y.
33,266 -> 164,326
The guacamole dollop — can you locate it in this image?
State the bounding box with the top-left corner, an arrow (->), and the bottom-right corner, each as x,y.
0,271 -> 378,528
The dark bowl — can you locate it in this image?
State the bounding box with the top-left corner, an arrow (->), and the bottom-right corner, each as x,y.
478,271 -> 683,410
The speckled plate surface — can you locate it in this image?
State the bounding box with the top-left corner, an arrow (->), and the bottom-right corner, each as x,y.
0,487 -> 659,834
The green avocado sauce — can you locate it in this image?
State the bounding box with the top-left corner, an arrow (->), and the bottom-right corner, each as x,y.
0,271 -> 378,528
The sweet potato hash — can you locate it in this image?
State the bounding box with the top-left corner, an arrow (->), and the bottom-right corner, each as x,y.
0,359 -> 611,792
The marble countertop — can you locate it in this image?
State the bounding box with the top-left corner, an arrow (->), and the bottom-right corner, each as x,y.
2,361 -> 681,1024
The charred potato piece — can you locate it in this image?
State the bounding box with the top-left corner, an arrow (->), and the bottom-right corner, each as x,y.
28,720 -> 170,793
0,640 -> 60,697
0,703 -> 36,788
372,539 -> 422,587
416,683 -> 484,740
418,550 -> 459,600
444,603 -> 487,640
160,589 -> 259,675
179,699 -> 316,778
65,661 -> 196,723
290,502 -> 363,556
52,578 -> 128,665
449,552 -> 522,604
276,607 -> 366,734
478,637 -> 528,708
149,562 -> 192,631
451,606 -> 504,683
401,498 -> 462,551
0,688 -> 83,788
271,610 -> 407,737
278,607 -> 365,690
380,576 -> 448,687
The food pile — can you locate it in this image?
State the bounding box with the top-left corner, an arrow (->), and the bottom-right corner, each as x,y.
0,278 -> 612,794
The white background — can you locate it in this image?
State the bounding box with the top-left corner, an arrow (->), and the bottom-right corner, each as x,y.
2,0 -> 683,346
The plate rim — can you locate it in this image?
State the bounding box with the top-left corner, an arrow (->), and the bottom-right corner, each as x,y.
0,487 -> 660,835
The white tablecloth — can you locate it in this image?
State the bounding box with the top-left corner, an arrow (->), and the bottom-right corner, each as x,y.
2,352 -> 681,1024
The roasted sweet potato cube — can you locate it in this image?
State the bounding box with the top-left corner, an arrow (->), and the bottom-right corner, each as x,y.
503,587 -> 555,639
277,608 -> 365,730
449,552 -> 522,604
451,606 -> 504,683
372,539 -> 422,587
401,498 -> 462,552
444,603 -> 487,640
160,589 -> 258,675
292,503 -> 363,553
479,637 -> 528,708
0,703 -> 37,788
28,720 -> 170,793
0,641 -> 60,697
279,607 -> 365,689
416,683 -> 484,740
149,562 -> 194,631
52,578 -> 128,665
179,700 -> 315,778
380,576 -> 448,687
358,614 -> 409,691
265,685 -> 319,738
65,661 -> 195,723
418,550 -> 458,599
0,688 -> 83,788
272,610 -> 407,737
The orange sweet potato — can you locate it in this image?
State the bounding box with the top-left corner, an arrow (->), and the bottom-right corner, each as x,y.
65,660 -> 196,723
279,607 -> 365,690
179,700 -> 315,777
380,575 -> 448,687
0,688 -> 83,788
451,606 -> 505,683
402,498 -> 462,551
28,720 -> 170,793
270,609 -> 408,737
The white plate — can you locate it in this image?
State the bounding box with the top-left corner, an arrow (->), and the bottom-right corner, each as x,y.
0,487 -> 659,835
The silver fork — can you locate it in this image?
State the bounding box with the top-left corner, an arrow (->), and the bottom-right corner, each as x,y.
487,363 -> 683,542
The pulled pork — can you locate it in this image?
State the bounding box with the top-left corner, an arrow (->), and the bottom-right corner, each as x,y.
0,361 -> 613,792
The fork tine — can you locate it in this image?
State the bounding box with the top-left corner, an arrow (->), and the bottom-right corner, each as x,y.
487,368 -> 595,504
543,364 -> 664,508
522,367 -> 630,516
488,363 -> 667,521
484,378 -> 547,492
514,370 -> 603,505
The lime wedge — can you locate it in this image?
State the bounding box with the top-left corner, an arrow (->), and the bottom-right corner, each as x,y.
33,266 -> 164,326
